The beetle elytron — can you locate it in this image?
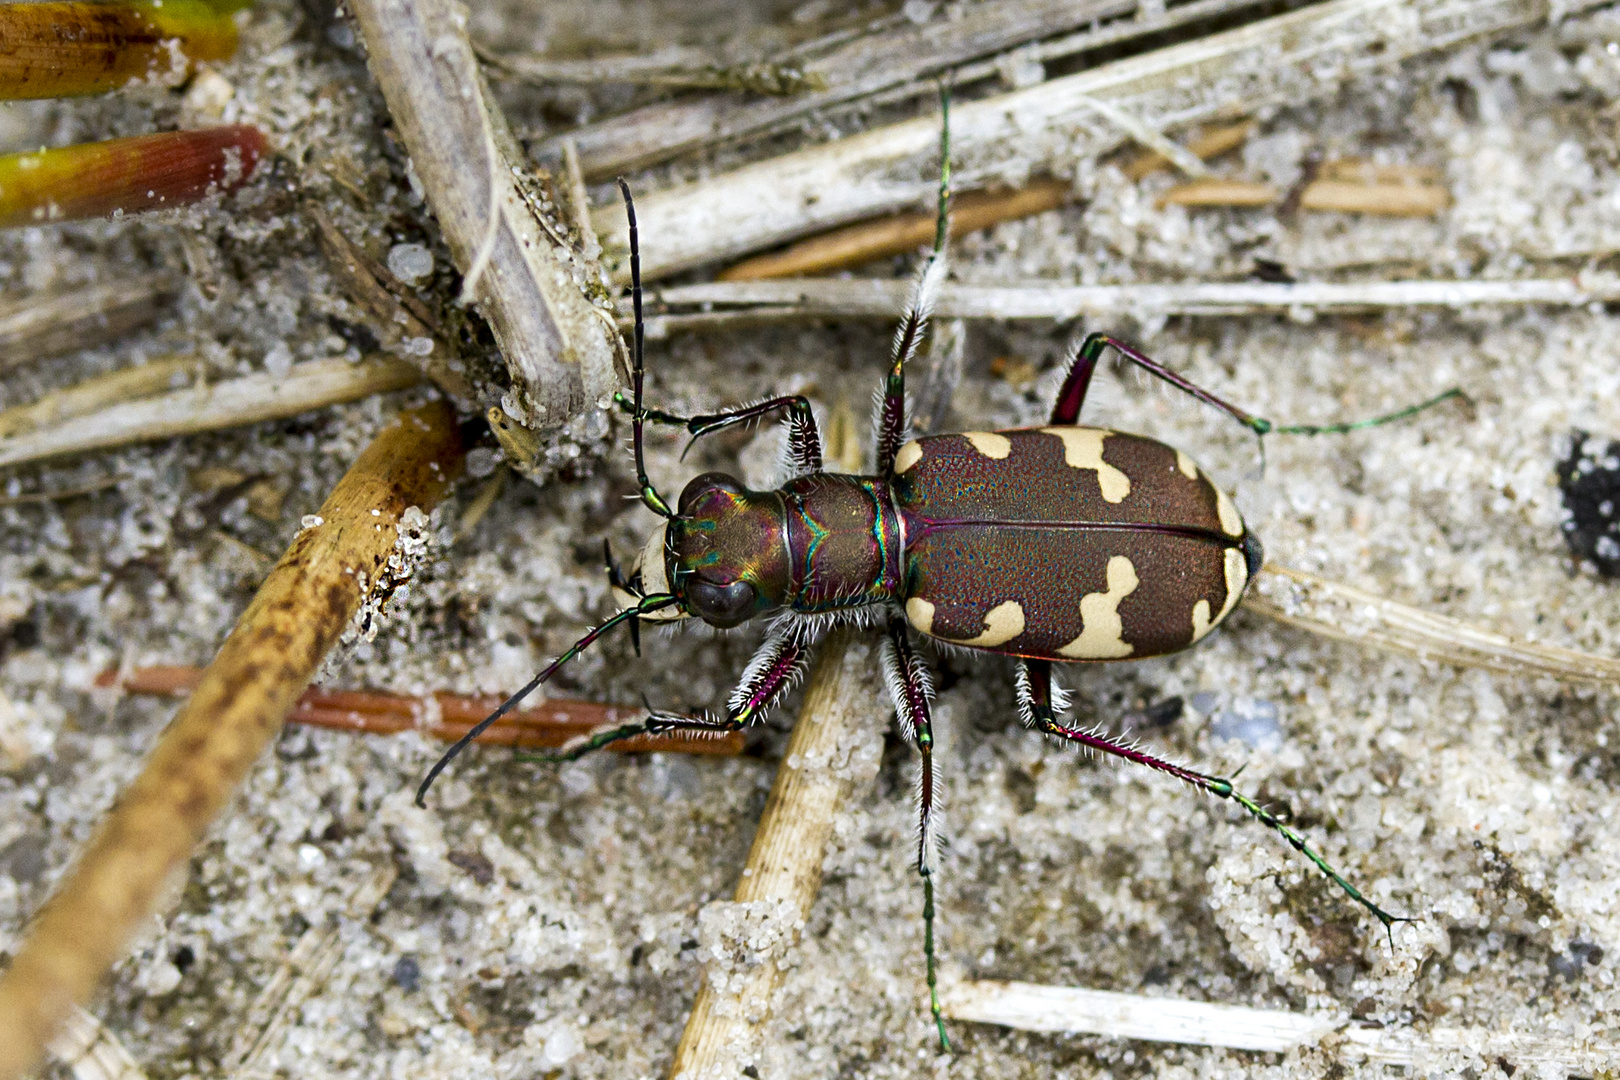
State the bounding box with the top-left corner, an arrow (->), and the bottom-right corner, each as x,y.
418,144 -> 1446,1049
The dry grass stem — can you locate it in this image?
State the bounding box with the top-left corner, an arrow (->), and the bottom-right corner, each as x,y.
594,0 -> 1583,281
99,665 -> 745,755
718,178 -> 1072,281
1298,179 -> 1452,216
1157,178 -> 1280,207
480,47 -> 823,96
1122,119 -> 1256,180
1247,564 -> 1620,686
0,276 -> 178,372
1159,176 -> 1451,215
943,978 -> 1620,1069
223,864 -> 398,1076
44,1004 -> 148,1080
546,0 -> 1138,178
345,0 -> 617,432
635,275 -> 1620,329
0,354 -> 423,469
0,355 -> 206,438
0,401 -> 467,1080
668,627 -> 886,1079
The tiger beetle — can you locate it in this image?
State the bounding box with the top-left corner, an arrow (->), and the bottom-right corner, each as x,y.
417,97 -> 1457,1051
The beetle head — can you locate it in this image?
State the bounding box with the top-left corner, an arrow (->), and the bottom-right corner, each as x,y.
658,473 -> 792,629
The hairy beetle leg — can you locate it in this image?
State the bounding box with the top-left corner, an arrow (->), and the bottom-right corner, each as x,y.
1017,661 -> 1412,940
882,617 -> 952,1053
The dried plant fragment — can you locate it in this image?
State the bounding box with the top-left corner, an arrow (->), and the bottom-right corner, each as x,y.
0,276 -> 179,372
0,402 -> 467,1080
0,125 -> 268,228
944,977 -> 1620,1069
1121,120 -> 1256,181
100,666 -> 745,755
0,354 -> 423,469
346,0 -> 618,432
0,355 -> 206,437
0,0 -> 237,100
718,178 -> 1071,281
44,1004 -> 147,1080
1157,179 -> 1280,208
1246,565 -> 1620,686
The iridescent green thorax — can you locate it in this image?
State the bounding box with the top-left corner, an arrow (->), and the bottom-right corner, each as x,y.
778,473 -> 904,614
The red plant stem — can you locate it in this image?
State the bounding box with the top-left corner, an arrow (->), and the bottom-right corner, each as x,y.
97,666 -> 745,755
0,125 -> 268,228
0,1 -> 239,100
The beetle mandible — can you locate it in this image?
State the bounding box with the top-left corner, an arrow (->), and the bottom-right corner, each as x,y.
416,109 -> 1452,1048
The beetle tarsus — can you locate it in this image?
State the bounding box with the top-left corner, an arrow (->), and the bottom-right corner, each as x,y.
1015,661 -> 1412,940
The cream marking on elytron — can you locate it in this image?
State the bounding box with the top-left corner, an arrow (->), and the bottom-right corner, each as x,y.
963,431 -> 1012,459
1057,554 -> 1138,659
905,596 -> 936,636
905,597 -> 1026,649
949,599 -> 1024,647
1214,484 -> 1244,537
1190,547 -> 1249,643
1176,448 -> 1199,480
1039,427 -> 1131,503
893,440 -> 923,474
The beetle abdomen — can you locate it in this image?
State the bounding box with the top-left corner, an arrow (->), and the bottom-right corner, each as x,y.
894,427 -> 1252,660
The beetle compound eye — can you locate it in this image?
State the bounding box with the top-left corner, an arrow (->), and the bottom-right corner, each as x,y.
685,578 -> 758,628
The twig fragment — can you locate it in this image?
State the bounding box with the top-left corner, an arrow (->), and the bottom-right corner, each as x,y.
0,276 -> 179,373
0,126 -> 268,228
0,355 -> 205,438
98,666 -> 745,755
669,627 -> 885,1078
0,354 -> 424,470
943,977 -> 1620,1070
1158,173 -> 1450,216
1246,564 -> 1620,687
634,275 -> 1620,330
0,402 -> 467,1080
480,46 -> 824,96
44,1004 -> 147,1080
718,178 -> 1071,281
345,0 -> 618,432
1121,120 -> 1255,181
0,0 -> 237,100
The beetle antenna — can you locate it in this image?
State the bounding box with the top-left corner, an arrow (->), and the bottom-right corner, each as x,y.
617,178 -> 674,519
415,593 -> 678,806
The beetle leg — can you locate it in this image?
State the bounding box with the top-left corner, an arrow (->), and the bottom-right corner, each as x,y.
520,626 -> 817,765
877,88 -> 953,476
882,616 -> 952,1053
612,392 -> 823,475
1015,660 -> 1412,940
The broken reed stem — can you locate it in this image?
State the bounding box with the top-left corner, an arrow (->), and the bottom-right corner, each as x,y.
0,355 -> 206,438
1246,564 -> 1620,687
345,0 -> 616,432
668,627 -> 885,1079
635,276 -> 1620,330
0,126 -> 269,228
99,666 -> 744,755
593,0 -> 1583,281
0,401 -> 468,1080
0,0 -> 237,100
942,978 -> 1620,1069
0,355 -> 423,469
718,178 -> 1072,281
1159,177 -> 1451,216
0,276 -> 179,373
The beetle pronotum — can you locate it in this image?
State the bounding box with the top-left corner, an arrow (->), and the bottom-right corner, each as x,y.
416,99 -> 1456,1049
